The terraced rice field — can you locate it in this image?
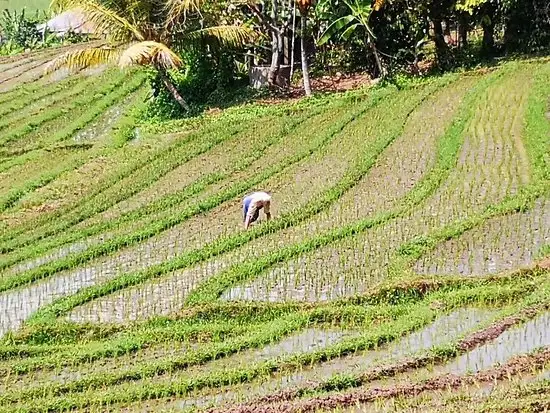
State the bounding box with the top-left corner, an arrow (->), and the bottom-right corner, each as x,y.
0,48 -> 549,412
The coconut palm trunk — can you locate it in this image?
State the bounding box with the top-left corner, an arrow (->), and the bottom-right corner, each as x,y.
300,13 -> 311,96
156,64 -> 190,112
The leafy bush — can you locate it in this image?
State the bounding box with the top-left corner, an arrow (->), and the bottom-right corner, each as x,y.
144,48 -> 251,120
0,9 -> 89,55
0,9 -> 43,49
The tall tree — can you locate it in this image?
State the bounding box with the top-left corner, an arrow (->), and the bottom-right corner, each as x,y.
480,0 -> 497,54
424,0 -> 454,65
244,0 -> 293,87
47,0 -> 255,111
456,0 -> 500,55
296,0 -> 312,95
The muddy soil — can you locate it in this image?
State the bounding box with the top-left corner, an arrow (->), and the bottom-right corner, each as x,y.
208,348 -> 550,413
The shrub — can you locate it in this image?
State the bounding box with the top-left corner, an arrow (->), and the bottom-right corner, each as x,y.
145,48 -> 250,119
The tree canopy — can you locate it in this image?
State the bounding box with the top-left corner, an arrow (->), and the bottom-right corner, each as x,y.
2,0 -> 545,113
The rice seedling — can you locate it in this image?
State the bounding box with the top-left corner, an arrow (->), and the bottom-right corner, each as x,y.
415,198 -> 550,275
0,73 -> 146,213
2,278 -> 544,411
218,61 -> 545,304
0,47 -> 548,413
0,73 -> 89,120
0,43 -> 105,92
6,84 -> 416,324
0,109 -> 255,244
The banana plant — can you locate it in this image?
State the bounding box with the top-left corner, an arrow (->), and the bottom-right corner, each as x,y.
317,0 -> 386,77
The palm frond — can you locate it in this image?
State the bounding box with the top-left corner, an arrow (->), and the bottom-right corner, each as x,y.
51,0 -> 144,41
49,0 -> 67,14
186,25 -> 257,48
165,0 -> 206,26
119,41 -> 183,70
45,45 -> 121,73
50,0 -> 70,11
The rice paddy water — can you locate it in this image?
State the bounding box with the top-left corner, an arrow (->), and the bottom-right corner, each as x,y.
0,48 -> 549,412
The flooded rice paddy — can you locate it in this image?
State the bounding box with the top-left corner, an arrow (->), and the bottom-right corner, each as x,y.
0,58 -> 549,412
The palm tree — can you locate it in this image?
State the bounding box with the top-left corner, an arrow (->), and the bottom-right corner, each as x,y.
47,0 -> 256,111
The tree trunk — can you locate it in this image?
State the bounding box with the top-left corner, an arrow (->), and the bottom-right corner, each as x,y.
431,18 -> 451,67
268,0 -> 281,86
268,33 -> 280,85
458,13 -> 468,47
277,29 -> 287,87
443,19 -> 451,44
482,19 -> 495,55
157,66 -> 190,112
432,19 -> 449,57
368,35 -> 385,78
300,14 -> 311,96
481,3 -> 496,55
289,1 -> 296,81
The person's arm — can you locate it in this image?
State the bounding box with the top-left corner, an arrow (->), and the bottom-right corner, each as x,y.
244,205 -> 257,230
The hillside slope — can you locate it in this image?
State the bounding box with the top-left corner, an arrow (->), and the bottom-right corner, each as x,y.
0,55 -> 549,412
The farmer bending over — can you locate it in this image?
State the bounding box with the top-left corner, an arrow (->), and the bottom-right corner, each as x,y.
243,191 -> 272,230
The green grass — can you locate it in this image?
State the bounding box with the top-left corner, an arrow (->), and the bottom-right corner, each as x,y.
0,0 -> 50,12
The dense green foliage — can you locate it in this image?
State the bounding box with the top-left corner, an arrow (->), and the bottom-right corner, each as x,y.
145,50 -> 254,118
2,0 -> 549,115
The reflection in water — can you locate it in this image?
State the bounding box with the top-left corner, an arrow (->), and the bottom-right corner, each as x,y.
437,311 -> 550,375
171,308 -> 493,409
